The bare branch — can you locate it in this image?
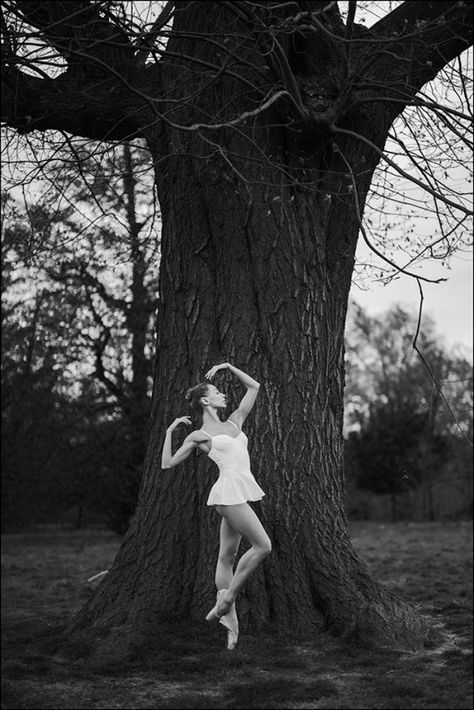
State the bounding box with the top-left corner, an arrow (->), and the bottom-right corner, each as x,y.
134,1 -> 174,66
333,140 -> 447,284
370,0 -> 473,97
332,126 -> 473,217
1,62 -> 143,140
412,278 -> 472,444
10,0 -> 135,74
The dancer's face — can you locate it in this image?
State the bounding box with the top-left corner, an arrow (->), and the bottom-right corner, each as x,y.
203,385 -> 227,410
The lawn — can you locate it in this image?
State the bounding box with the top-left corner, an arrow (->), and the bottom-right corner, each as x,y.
1,521 -> 472,709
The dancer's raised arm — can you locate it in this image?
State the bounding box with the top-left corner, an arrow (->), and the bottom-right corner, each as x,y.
161,417 -> 203,469
205,362 -> 260,427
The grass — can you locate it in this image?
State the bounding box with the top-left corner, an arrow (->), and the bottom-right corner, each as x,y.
1,521 -> 472,709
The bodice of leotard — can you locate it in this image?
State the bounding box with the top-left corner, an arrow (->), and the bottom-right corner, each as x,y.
201,422 -> 264,506
201,429 -> 252,477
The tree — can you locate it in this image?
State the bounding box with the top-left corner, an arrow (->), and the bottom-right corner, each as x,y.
348,407 -> 429,521
1,199 -> 81,529
35,142 -> 160,533
344,301 -> 473,520
344,301 -> 473,438
1,1 -> 472,655
1,143 -> 160,532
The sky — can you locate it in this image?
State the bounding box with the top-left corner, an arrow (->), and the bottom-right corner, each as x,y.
349,242 -> 473,358
340,0 -> 473,360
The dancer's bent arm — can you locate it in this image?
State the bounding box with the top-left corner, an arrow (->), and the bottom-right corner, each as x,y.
206,362 -> 260,427
161,417 -> 204,469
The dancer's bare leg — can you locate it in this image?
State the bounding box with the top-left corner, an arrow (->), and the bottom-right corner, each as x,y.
211,516 -> 242,649
215,503 -> 271,615
215,516 -> 242,591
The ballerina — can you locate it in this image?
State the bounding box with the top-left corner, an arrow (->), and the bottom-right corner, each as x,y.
161,362 -> 271,650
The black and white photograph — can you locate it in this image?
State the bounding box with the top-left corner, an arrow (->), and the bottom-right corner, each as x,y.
1,1 -> 472,708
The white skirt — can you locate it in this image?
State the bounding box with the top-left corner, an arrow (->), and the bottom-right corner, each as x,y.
207,470 -> 265,506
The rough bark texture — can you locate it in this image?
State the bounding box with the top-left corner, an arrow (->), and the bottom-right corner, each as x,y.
2,1 -> 471,659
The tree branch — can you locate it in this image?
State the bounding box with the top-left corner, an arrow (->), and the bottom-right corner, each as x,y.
46,262 -> 129,313
1,63 -> 144,140
333,141 -> 448,284
13,1 -> 135,77
1,1 -> 158,140
134,0 -> 174,66
369,0 -> 473,101
82,283 -> 124,401
412,278 -> 472,445
332,125 -> 473,216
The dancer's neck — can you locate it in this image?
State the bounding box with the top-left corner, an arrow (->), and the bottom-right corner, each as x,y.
202,409 -> 224,429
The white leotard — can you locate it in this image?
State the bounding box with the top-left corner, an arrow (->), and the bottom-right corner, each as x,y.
201,420 -> 265,506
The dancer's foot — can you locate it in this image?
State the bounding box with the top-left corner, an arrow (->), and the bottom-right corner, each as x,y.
87,570 -> 108,585
205,589 -> 224,622
205,589 -> 234,622
216,589 -> 234,617
219,602 -> 239,650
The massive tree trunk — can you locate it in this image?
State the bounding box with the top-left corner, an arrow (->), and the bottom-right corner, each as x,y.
2,0 -> 471,658
71,133 -> 427,656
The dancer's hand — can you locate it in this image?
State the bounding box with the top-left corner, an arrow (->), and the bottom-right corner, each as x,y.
205,363 -> 230,380
167,416 -> 192,432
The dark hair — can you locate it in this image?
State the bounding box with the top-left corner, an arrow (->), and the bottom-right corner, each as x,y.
185,382 -> 210,417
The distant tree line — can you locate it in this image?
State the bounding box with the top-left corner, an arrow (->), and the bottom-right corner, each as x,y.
344,302 -> 472,522
2,148 -> 472,533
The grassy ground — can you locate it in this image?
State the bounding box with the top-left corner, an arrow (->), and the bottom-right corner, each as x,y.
1,521 -> 472,709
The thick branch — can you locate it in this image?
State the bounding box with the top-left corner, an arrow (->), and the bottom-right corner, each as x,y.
13,1 -> 135,77
369,1 -> 473,100
1,64 -> 145,141
1,2 -> 163,141
134,0 -> 174,66
294,1 -> 472,130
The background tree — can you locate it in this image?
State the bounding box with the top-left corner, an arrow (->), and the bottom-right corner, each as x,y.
1,195 -> 80,529
39,142 -> 160,533
344,301 -> 473,521
344,301 -> 473,436
1,143 -> 160,533
347,407 -> 434,522
1,1 -> 472,656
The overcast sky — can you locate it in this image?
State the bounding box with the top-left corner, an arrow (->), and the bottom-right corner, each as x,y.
349,242 -> 473,359
342,4 -> 473,360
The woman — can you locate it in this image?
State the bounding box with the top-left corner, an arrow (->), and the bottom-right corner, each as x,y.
161,362 -> 271,650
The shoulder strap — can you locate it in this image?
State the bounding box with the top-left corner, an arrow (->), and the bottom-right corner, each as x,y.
200,429 -> 212,438
228,419 -> 240,431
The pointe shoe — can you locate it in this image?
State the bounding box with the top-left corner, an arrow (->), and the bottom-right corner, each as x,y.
87,570 -> 108,585
219,602 -> 239,651
205,589 -> 233,622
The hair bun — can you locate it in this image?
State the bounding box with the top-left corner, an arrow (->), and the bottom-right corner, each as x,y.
185,382 -> 209,413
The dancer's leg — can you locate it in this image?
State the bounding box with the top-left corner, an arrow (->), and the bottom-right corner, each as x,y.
215,516 -> 242,590
210,516 -> 242,649
215,503 -> 271,614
